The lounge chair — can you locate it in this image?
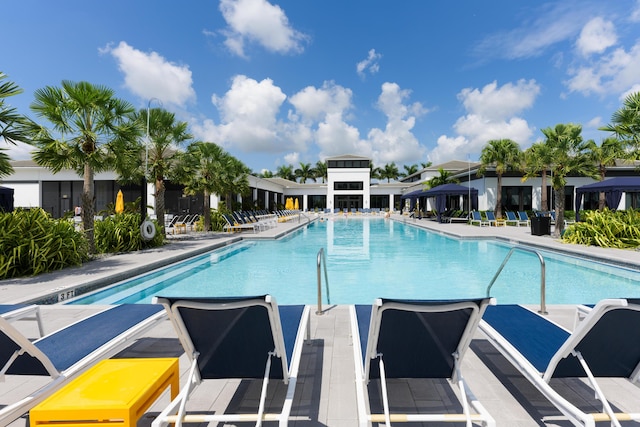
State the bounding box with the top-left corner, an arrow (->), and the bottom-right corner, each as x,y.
222,213 -> 258,233
152,295 -> 310,427
484,211 -> 497,226
0,304 -> 166,426
479,299 -> 640,426
350,298 -> 496,426
470,211 -> 489,227
448,211 -> 470,223
518,211 -> 531,227
504,211 -> 526,227
0,304 -> 44,336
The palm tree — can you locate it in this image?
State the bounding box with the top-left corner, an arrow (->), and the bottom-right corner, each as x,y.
0,72 -> 28,177
420,161 -> 433,169
585,137 -> 626,210
400,164 -> 419,178
541,123 -> 598,237
28,81 -> 139,253
426,168 -> 458,188
600,91 -> 640,157
172,142 -> 249,231
380,162 -> 399,182
133,107 -> 192,233
369,164 -> 382,181
522,142 -> 553,212
259,169 -> 274,178
276,164 -> 296,181
295,162 -> 316,183
314,160 -> 327,183
478,139 -> 522,218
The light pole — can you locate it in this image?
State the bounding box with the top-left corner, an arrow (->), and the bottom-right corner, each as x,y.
140,98 -> 161,224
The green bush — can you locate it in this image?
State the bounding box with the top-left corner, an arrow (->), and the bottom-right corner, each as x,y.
94,214 -> 164,253
562,209 -> 640,248
0,208 -> 89,279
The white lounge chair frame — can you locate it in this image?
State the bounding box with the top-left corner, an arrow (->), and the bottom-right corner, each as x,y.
0,304 -> 44,337
0,304 -> 166,427
152,295 -> 310,427
350,298 -> 496,427
479,299 -> 640,427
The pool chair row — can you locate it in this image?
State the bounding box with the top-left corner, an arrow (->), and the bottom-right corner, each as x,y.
5,298 -> 640,427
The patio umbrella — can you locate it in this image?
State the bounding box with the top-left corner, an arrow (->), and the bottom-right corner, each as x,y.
115,190 -> 124,214
294,198 -> 299,210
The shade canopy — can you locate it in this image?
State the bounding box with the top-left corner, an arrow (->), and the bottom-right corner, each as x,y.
574,177 -> 640,221
0,186 -> 14,212
402,184 -> 478,222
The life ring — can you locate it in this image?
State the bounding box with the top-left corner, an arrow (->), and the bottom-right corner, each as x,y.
140,220 -> 156,241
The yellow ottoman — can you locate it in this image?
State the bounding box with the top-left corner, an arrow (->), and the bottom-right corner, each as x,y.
30,358 -> 179,427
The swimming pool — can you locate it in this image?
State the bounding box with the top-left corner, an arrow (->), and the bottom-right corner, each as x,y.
68,218 -> 640,305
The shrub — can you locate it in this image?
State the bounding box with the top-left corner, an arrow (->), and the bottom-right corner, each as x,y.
94,214 -> 164,253
0,208 -> 89,279
562,209 -> 640,248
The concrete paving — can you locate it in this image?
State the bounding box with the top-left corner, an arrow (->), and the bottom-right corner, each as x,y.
2,213 -> 640,426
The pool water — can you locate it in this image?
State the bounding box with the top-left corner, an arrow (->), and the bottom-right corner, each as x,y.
68,218 -> 640,305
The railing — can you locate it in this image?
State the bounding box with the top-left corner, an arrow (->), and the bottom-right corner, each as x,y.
316,248 -> 330,315
486,246 -> 547,314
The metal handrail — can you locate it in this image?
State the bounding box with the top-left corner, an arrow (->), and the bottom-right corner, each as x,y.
316,248 -> 330,315
486,246 -> 547,314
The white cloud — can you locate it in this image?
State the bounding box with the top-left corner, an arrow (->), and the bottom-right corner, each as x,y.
210,75 -> 288,152
576,17 -> 617,57
473,2 -> 597,60
356,49 -> 382,79
101,41 -> 195,107
429,80 -> 540,164
368,83 -> 427,164
566,41 -> 640,96
283,152 -> 300,165
631,0 -> 640,22
219,0 -> 308,57
585,116 -> 602,129
288,82 -> 353,123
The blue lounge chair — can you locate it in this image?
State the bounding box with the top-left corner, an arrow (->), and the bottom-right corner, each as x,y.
0,304 -> 44,336
152,295 -> 310,427
350,298 -> 496,426
484,211 -> 498,226
518,211 -> 531,227
0,304 -> 166,425
505,211 -> 526,226
470,210 -> 489,227
479,300 -> 640,426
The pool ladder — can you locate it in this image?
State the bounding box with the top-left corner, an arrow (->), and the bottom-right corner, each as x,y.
316,248 -> 330,315
486,246 -> 547,314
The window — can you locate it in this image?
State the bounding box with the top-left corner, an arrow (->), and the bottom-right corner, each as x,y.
501,186 -> 532,212
334,181 -> 363,190
327,160 -> 370,168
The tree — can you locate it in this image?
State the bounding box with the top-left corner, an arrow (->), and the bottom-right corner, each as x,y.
0,72 -> 28,177
133,107 -> 192,233
600,91 -> 640,157
276,164 -> 296,181
295,162 -> 316,183
172,141 -> 249,231
586,137 -> 626,209
259,169 -> 274,178
380,162 -> 399,182
541,123 -> 598,237
522,142 -> 554,212
28,81 -> 139,253
426,168 -> 458,188
369,164 -> 382,181
478,139 -> 522,218
421,161 -> 433,169
314,160 -> 327,183
400,163 -> 419,177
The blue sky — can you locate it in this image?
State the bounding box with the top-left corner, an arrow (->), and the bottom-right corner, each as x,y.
4,0 -> 640,173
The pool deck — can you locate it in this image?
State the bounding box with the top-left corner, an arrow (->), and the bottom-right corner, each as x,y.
2,213 -> 640,426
